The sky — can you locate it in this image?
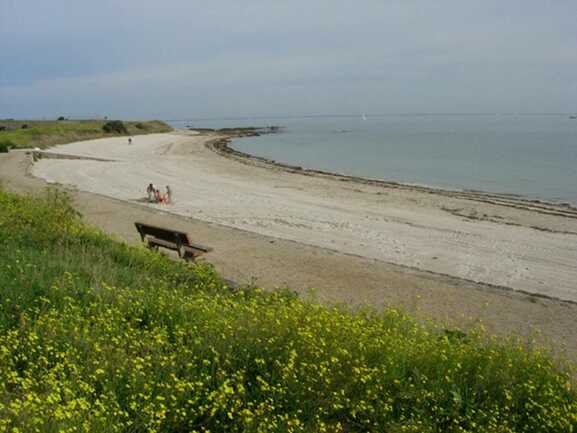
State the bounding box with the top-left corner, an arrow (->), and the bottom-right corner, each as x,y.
1,0 -> 576,119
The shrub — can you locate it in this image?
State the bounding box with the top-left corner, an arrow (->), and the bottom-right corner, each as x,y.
134,122 -> 146,130
21,124 -> 28,129
57,116 -> 66,121
0,139 -> 14,153
102,120 -> 128,134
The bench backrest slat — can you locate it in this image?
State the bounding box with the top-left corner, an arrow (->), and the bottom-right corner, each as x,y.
135,222 -> 190,246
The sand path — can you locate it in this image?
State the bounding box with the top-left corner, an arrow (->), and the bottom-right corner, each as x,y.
31,132 -> 577,302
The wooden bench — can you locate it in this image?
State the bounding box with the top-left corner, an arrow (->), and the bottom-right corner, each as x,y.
134,222 -> 212,260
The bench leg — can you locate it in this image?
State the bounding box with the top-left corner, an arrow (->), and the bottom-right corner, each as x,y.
147,240 -> 159,251
183,251 -> 196,261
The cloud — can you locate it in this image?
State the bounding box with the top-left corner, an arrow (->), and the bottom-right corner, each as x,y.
1,0 -> 576,118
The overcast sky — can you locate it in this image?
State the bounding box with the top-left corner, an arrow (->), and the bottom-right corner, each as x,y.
1,0 -> 576,119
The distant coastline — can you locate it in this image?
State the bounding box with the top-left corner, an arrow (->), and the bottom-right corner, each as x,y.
0,119 -> 172,149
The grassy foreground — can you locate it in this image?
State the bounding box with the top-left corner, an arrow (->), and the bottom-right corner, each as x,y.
0,189 -> 575,433
0,119 -> 172,149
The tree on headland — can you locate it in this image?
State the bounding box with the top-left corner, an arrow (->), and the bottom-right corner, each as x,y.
102,120 -> 128,134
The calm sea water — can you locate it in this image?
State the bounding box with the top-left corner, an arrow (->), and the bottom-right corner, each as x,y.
169,115 -> 577,205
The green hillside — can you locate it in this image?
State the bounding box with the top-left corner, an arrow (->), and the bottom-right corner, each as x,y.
0,188 -> 575,432
0,119 -> 172,150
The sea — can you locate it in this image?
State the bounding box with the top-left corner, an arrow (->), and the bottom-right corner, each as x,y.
168,115 -> 577,206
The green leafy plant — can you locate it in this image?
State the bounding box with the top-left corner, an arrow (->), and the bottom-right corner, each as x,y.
102,120 -> 128,134
0,139 -> 14,153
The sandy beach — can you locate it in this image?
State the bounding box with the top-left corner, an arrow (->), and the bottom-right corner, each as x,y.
1,131 -> 577,363
31,131 -> 577,302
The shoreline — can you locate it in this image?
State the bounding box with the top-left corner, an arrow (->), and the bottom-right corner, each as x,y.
207,131 -> 577,221
26,131 -> 577,302
19,139 -> 577,306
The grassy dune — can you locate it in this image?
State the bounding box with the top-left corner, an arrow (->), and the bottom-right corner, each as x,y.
0,189 -> 575,432
0,119 -> 172,149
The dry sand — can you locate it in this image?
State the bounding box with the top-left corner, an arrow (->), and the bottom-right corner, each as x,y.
1,131 -> 576,362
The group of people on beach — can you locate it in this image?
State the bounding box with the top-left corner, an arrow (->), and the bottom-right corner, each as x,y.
147,183 -> 172,204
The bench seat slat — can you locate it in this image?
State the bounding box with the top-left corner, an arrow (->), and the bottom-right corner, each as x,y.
147,237 -> 178,250
185,242 -> 212,253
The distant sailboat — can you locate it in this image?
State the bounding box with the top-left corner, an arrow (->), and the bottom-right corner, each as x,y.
361,113 -> 367,121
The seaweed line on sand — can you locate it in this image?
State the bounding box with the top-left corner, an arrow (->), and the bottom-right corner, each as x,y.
206,132 -> 577,221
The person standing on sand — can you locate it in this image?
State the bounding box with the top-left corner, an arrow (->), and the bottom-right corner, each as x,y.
166,185 -> 172,204
128,137 -> 132,145
147,183 -> 155,202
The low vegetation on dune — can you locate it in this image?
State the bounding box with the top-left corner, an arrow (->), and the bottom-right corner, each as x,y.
0,140 -> 13,153
0,119 -> 172,149
0,188 -> 575,433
